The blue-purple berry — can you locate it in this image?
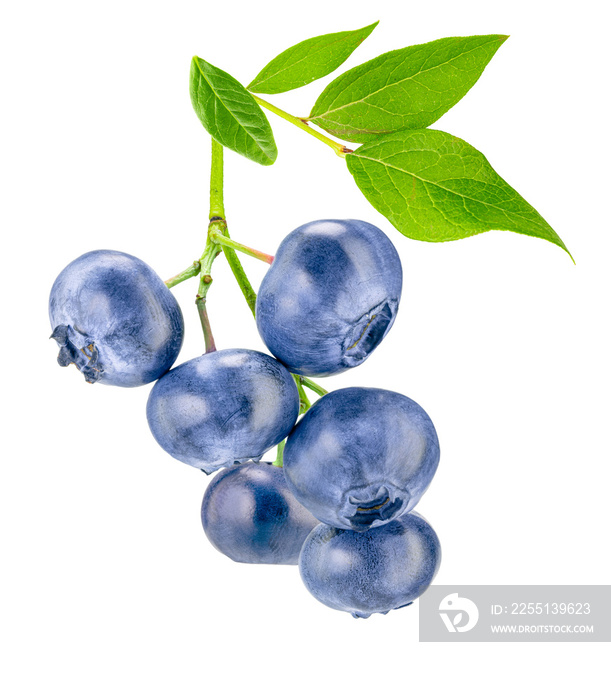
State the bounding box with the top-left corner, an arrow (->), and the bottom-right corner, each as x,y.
283,387 -> 440,531
201,461 -> 319,564
299,511 -> 441,618
256,220 -> 402,377
49,250 -> 184,387
146,348 -> 299,474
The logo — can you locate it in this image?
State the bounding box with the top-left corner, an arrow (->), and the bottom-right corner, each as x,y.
438,593 -> 479,633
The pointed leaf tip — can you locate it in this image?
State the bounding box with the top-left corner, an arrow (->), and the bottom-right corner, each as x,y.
346,129 -> 572,260
247,22 -> 379,95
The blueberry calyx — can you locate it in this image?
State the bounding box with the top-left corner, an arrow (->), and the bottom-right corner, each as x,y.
50,324 -> 104,384
342,299 -> 397,366
339,483 -> 409,531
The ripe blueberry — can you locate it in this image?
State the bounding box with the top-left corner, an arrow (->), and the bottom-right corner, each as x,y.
146,348 -> 300,474
283,387 -> 440,531
299,511 -> 441,618
201,461 -> 320,564
49,250 -> 184,387
256,220 -> 402,377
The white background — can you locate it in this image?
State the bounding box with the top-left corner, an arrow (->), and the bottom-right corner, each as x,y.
1,0 -> 609,697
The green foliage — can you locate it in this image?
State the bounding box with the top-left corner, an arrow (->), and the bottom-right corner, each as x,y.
248,22 -> 378,94
346,129 -> 571,258
190,57 -> 277,165
310,35 -> 508,142
189,29 -> 570,258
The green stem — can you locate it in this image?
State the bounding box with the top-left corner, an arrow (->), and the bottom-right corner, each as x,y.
164,139 -> 225,288
207,141 -> 258,317
191,138 -> 229,352
273,440 -> 285,467
252,95 -> 353,158
223,239 -> 258,317
293,375 -> 311,414
209,138 -> 225,219
210,231 -> 274,264
165,261 -> 201,288
300,377 -> 328,397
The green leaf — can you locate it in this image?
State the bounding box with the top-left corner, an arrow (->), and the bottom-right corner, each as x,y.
346,129 -> 572,259
247,21 -> 378,95
310,34 -> 508,143
190,56 -> 277,166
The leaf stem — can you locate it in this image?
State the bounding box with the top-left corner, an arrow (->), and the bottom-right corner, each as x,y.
252,95 -> 353,158
209,231 -> 274,264
300,376 -> 328,397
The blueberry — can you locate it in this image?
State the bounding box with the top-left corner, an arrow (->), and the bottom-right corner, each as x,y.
201,461 -> 320,564
146,348 -> 300,474
49,250 -> 184,387
299,511 -> 441,618
256,220 -> 402,377
283,387 -> 440,531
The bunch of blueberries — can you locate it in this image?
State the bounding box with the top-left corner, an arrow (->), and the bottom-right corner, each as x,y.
49,219 -> 441,618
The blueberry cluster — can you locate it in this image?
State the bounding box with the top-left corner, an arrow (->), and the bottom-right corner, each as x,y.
49,219 -> 441,618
